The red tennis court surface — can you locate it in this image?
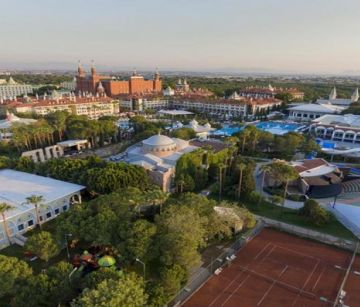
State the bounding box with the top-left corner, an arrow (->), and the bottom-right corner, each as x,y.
185,228 -> 360,307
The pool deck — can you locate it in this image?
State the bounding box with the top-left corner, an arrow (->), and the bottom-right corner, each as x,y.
212,121 -> 303,136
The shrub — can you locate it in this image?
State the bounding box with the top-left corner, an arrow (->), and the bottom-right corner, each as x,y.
25,231 -> 60,262
299,198 -> 330,226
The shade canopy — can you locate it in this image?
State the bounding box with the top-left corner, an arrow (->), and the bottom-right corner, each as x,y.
98,255 -> 116,267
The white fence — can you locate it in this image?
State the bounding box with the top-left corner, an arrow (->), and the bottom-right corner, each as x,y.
258,216 -> 358,252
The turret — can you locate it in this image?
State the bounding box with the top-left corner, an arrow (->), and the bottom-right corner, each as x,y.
97,81 -> 105,96
77,60 -> 85,77
154,68 -> 160,80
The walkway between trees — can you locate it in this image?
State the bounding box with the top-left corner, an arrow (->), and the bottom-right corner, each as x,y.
253,162 -> 304,210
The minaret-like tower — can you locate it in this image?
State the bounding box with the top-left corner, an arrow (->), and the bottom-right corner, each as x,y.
77,60 -> 85,77
153,68 -> 162,92
329,86 -> 337,100
351,88 -> 359,102
91,59 -> 96,76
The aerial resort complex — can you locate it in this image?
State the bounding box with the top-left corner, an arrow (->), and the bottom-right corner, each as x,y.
1,1 -> 360,306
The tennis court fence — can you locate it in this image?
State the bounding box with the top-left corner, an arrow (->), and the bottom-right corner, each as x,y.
258,216 -> 358,252
171,217 -> 358,306
171,220 -> 265,306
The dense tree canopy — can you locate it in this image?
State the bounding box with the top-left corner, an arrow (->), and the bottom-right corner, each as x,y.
0,255 -> 32,298
170,127 -> 196,140
74,272 -> 147,307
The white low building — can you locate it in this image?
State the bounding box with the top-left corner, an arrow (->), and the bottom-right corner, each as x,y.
310,114 -> 360,143
163,86 -> 175,96
0,112 -> 37,141
288,103 -> 345,121
187,119 -> 214,139
0,169 -> 84,249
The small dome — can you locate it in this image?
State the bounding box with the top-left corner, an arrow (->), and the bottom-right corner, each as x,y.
97,81 -> 105,94
142,134 -> 175,146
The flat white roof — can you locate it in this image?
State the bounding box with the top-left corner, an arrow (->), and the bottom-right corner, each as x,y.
158,109 -> 194,116
288,103 -> 344,113
0,169 -> 85,220
313,114 -> 360,128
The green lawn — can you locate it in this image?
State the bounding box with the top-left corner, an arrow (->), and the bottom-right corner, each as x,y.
244,201 -> 357,240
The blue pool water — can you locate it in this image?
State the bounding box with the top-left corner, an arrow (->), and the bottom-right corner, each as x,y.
316,139 -> 336,149
212,121 -> 302,136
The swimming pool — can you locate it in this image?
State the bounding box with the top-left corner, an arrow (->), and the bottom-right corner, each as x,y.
212,121 -> 302,136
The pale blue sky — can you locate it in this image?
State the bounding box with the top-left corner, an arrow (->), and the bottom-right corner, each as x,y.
1,0 -> 360,73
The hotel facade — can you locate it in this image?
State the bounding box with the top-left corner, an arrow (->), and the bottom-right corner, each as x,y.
119,95 -> 282,117
75,61 -> 162,96
0,77 -> 33,99
310,114 -> 360,144
0,94 -> 120,120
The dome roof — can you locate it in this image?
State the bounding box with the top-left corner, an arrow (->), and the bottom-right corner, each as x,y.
142,134 -> 175,146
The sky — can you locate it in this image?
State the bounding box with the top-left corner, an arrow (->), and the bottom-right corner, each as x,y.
1,0 -> 360,74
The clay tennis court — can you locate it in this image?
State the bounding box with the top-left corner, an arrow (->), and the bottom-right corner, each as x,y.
185,228 -> 360,307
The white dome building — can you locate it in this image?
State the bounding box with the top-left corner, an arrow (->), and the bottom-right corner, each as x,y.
142,133 -> 177,157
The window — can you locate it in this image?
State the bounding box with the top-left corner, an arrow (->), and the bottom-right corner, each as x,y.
46,212 -> 52,219
18,224 -> 24,231
39,216 -> 43,222
63,205 -> 68,211
55,208 -> 60,215
28,220 -> 34,227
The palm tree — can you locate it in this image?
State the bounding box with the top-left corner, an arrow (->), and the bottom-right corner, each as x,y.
218,163 -> 226,201
146,190 -> 169,214
258,163 -> 272,206
237,163 -> 247,201
26,195 -> 44,228
239,128 -> 251,153
269,162 -> 298,214
176,175 -> 186,193
0,202 -> 14,245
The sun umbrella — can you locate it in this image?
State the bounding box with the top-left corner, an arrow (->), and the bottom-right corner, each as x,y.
98,255 -> 116,267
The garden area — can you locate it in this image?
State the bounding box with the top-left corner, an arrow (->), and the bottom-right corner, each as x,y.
0,188 -> 256,307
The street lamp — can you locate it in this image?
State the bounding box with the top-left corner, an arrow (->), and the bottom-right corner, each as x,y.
333,195 -> 338,209
64,233 -> 73,260
136,258 -> 146,281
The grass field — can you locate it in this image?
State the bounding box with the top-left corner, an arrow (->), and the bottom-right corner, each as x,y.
244,201 -> 356,240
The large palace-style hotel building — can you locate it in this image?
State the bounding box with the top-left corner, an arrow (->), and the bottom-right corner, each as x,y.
0,62 -> 285,118
75,61 -> 162,96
